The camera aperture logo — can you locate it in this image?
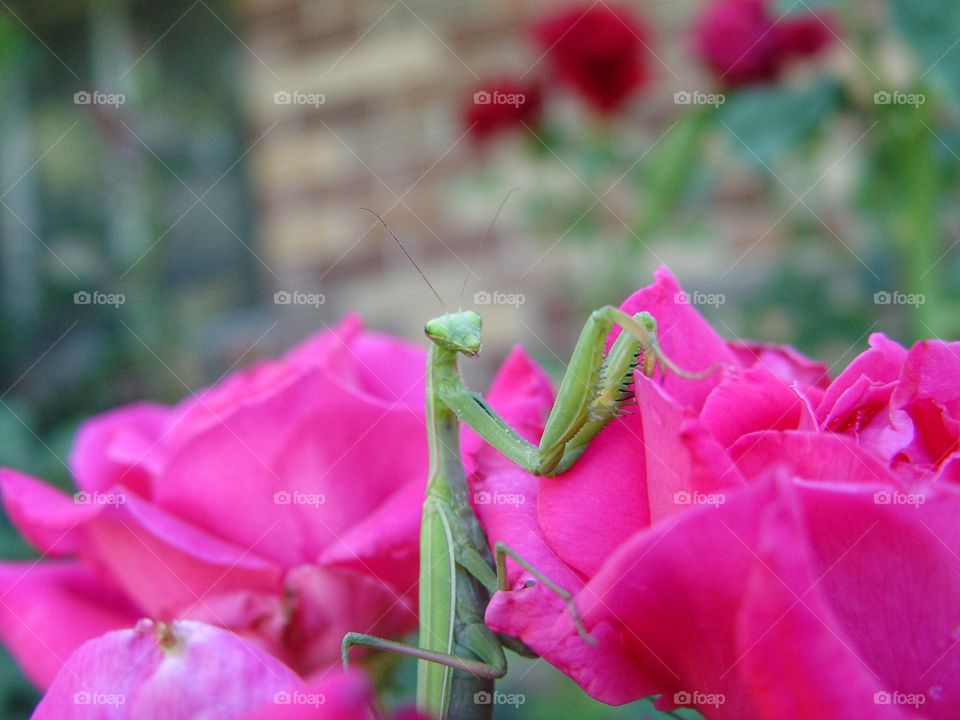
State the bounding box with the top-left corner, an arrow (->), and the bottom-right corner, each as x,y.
274,691 -> 326,707
273,90 -> 326,108
74,290 -> 125,307
74,691 -> 125,707
675,290 -> 725,308
474,290 -> 525,308
674,90 -> 725,107
874,690 -> 925,708
74,90 -> 125,107
674,690 -> 725,708
274,290 -> 325,308
473,690 -> 525,707
473,90 -> 525,108
74,490 -> 126,508
674,490 -> 725,507
873,290 -> 924,307
874,490 -> 925,507
873,90 -> 925,107
273,490 -> 326,508
474,490 -> 525,508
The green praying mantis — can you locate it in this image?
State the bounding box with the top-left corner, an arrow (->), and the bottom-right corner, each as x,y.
342,208 -> 717,719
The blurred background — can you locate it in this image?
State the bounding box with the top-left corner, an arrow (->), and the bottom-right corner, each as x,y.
1,0 -> 958,716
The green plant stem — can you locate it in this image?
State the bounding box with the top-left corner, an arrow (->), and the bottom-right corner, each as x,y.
892,99 -> 942,339
633,108 -> 713,240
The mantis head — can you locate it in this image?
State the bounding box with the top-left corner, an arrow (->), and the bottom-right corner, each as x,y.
425,311 -> 483,358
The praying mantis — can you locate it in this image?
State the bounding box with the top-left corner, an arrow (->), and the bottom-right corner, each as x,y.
342,210 -> 716,719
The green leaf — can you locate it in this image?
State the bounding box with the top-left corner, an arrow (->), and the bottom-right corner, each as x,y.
889,0 -> 960,106
718,77 -> 842,168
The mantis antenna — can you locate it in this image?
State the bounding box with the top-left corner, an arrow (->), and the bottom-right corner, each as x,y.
457,188 -> 521,310
361,207 -> 446,311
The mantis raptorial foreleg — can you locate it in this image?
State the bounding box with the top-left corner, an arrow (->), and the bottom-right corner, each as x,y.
439,305 -> 719,476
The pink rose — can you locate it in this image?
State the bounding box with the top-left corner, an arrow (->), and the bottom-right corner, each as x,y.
694,0 -> 836,86
472,268 -> 959,717
0,315 -> 427,688
33,619 -> 371,720
818,334 -> 960,482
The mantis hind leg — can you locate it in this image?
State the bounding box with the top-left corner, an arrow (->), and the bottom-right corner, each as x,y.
453,539 -> 595,646
341,631 -> 506,679
494,541 -> 596,646
498,632 -> 538,658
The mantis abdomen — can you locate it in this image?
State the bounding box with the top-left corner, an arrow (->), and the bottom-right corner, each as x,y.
417,497 -> 499,719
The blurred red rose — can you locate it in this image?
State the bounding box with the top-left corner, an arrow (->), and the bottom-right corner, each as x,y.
777,16 -> 835,59
532,4 -> 649,113
694,0 -> 836,86
463,78 -> 542,141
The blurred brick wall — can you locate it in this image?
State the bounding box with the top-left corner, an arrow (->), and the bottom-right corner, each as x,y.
237,0 -> 555,352
233,0 -> 776,372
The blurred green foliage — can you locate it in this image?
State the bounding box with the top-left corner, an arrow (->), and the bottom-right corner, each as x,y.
890,0 -> 960,104
0,1 -> 253,716
719,78 -> 843,167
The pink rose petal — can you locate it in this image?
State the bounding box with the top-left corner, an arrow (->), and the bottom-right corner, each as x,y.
0,562 -> 138,689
